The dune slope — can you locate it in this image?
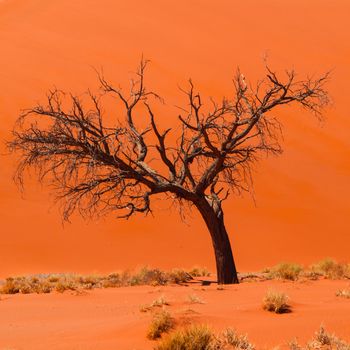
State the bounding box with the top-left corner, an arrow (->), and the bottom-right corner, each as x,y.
0,0 -> 349,276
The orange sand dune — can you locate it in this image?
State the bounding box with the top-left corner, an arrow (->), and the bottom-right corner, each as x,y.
0,0 -> 350,277
0,280 -> 349,349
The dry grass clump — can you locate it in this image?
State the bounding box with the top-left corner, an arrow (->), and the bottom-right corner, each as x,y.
167,269 -> 193,284
151,295 -> 170,307
128,267 -> 169,286
311,325 -> 350,350
0,276 -> 55,294
261,259 -> 350,282
310,258 -> 350,280
147,310 -> 175,340
188,294 -> 205,304
336,288 -> 350,299
262,290 -> 291,314
0,267 -> 198,295
267,262 -> 303,281
155,324 -> 213,350
0,274 -> 106,295
288,325 -> 350,350
213,328 -> 255,350
141,295 -> 170,312
287,338 -> 302,350
188,267 -> 211,278
155,325 -> 255,350
287,326 -> 350,350
155,325 -> 348,350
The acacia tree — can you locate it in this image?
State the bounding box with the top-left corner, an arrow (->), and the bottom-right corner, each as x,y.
8,60 -> 329,284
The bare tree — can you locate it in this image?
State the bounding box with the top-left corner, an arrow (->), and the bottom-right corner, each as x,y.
8,60 -> 330,284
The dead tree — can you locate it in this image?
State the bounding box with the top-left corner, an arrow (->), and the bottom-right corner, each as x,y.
8,60 -> 330,284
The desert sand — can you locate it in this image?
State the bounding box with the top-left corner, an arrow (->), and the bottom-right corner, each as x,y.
0,279 -> 349,349
0,1 -> 349,348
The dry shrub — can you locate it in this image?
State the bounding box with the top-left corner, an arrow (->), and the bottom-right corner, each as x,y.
141,295 -> 170,312
0,267 -> 196,295
130,267 -> 168,286
188,267 -> 211,278
0,276 -> 55,294
167,269 -> 192,284
151,295 -> 170,307
147,310 -> 175,340
0,278 -> 21,294
287,338 -> 302,350
55,280 -> 78,293
213,328 -> 255,350
336,288 -> 350,299
268,263 -> 303,281
307,325 -> 350,350
286,326 -> 350,350
264,258 -> 350,281
155,324 -> 213,350
262,290 -> 291,314
300,270 -> 321,281
311,258 -> 350,280
47,275 -> 60,283
34,281 -> 51,294
140,304 -> 152,313
156,325 -> 254,350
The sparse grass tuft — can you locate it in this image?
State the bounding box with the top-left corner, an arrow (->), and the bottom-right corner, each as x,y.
310,258 -> 350,280
147,310 -> 175,340
188,294 -> 205,304
141,295 -> 170,312
336,288 -> 350,299
151,295 -> 170,308
155,324 -> 213,350
287,338 -> 302,350
262,290 -> 291,314
267,263 -> 303,281
215,328 -> 255,350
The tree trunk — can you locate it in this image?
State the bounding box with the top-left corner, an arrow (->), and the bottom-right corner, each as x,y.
195,198 -> 239,284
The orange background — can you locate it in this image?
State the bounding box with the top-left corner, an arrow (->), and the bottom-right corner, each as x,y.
0,0 -> 349,277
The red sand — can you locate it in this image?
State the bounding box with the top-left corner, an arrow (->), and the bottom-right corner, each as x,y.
0,280 -> 349,349
0,0 -> 349,276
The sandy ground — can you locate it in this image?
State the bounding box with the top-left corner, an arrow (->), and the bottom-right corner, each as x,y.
0,279 -> 349,350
